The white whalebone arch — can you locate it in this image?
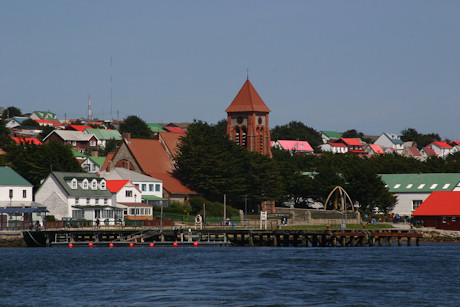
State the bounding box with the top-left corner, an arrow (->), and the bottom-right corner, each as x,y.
323,186 -> 354,212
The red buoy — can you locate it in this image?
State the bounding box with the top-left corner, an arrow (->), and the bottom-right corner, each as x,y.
149,243 -> 154,247
173,242 -> 178,247
109,243 -> 114,248
68,243 -> 73,248
129,242 -> 134,248
88,242 -> 93,248
193,241 -> 198,247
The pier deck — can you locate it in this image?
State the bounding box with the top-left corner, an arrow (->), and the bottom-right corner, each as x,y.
23,228 -> 422,247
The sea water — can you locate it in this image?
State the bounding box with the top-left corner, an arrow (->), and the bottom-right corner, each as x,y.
1,243 -> 459,306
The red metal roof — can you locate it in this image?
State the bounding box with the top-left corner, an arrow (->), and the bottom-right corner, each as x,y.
163,127 -> 186,133
431,141 -> 452,149
106,180 -> 130,193
338,138 -> 363,146
412,191 -> 460,216
225,79 -> 271,113
66,125 -> 91,132
423,146 -> 438,157
12,137 -> 42,145
368,144 -> 385,154
276,140 -> 313,152
159,132 -> 184,158
407,146 -> 422,156
124,138 -> 197,195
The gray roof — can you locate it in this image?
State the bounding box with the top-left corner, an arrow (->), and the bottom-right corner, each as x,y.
51,171 -> 112,197
99,167 -> 161,183
44,130 -> 99,142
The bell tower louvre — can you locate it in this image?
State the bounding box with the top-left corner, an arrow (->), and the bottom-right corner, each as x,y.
226,79 -> 272,157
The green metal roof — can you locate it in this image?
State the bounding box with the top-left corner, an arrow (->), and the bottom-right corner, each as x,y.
71,148 -> 86,158
51,171 -> 113,197
147,123 -> 166,132
87,156 -> 106,167
0,167 -> 33,186
141,195 -> 167,200
86,128 -> 122,140
380,173 -> 460,193
321,131 -> 342,138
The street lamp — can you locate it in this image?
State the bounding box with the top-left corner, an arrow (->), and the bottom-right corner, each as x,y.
134,194 -> 137,229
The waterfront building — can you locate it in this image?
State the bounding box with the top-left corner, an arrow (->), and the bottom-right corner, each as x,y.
35,171 -> 124,224
380,173 -> 460,216
412,191 -> 460,231
226,79 -> 272,157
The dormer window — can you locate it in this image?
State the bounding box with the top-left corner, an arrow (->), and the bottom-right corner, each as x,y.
71,178 -> 78,189
82,179 -> 89,190
91,179 -> 98,190
100,180 -> 106,190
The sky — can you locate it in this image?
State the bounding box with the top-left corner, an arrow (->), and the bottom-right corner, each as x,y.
1,1 -> 459,140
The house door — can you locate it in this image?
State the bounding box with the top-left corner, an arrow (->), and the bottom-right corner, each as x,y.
95,209 -> 101,219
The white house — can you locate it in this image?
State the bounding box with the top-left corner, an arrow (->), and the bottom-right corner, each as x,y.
35,171 -> 124,224
374,133 -> 404,153
380,173 -> 460,216
424,141 -> 454,158
99,167 -> 164,206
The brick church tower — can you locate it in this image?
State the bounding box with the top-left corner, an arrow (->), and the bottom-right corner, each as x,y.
226,79 -> 272,157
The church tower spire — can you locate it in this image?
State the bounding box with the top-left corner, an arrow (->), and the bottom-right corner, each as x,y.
226,79 -> 272,157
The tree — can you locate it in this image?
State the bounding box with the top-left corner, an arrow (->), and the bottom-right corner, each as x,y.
39,126 -> 55,141
5,140 -> 82,190
20,118 -> 40,128
1,106 -> 22,119
401,128 -> 440,149
174,120 -> 284,211
342,129 -> 363,139
270,121 -> 322,150
118,115 -> 154,139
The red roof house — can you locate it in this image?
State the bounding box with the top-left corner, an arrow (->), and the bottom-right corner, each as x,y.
412,191 -> 460,230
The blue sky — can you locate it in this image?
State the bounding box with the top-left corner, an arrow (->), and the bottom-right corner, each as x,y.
1,1 -> 459,140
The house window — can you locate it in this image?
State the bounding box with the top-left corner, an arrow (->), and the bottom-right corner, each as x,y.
90,140 -> 96,147
142,184 -> 146,191
429,184 -> 438,189
126,190 -> 133,197
102,209 -> 113,219
412,200 -> 422,211
442,184 -> 450,189
75,197 -> 80,204
155,184 -> 160,192
86,197 -> 90,204
72,141 -> 76,146
149,184 -> 154,192
95,197 -> 99,204
9,189 -> 13,199
104,198 -> 108,205
23,190 -> 27,198
82,179 -> 89,190
394,184 -> 401,189
417,184 -> 425,189
442,216 -> 447,223
406,184 -> 413,189
71,178 -> 78,189
452,216 -> 456,222
72,210 -> 84,219
100,180 -> 106,190
91,179 -> 98,190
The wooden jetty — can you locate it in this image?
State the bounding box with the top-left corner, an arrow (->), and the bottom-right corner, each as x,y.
23,228 -> 422,248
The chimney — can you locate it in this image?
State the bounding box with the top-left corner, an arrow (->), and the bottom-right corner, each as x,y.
122,133 -> 131,142
107,160 -> 113,172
